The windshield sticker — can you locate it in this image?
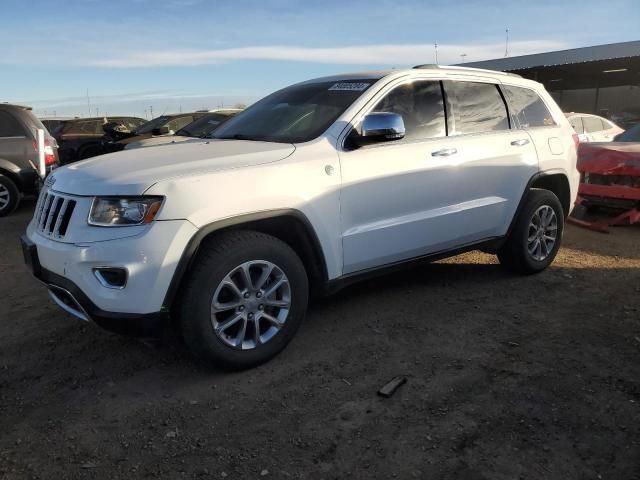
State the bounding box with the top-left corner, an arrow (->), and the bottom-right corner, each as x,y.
328,82 -> 371,92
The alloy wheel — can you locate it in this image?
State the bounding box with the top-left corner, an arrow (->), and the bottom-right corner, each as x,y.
210,260 -> 291,350
527,205 -> 558,261
0,184 -> 9,210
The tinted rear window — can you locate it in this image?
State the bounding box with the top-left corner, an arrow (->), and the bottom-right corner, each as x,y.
0,110 -> 26,137
64,120 -> 103,135
502,85 -> 556,128
445,81 -> 509,135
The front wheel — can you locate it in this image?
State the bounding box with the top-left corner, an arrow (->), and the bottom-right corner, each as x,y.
178,230 -> 309,370
498,188 -> 564,275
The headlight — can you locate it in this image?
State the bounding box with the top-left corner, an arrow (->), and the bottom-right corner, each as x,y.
88,196 -> 163,226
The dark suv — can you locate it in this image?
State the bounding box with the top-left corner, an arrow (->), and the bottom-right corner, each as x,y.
0,104 -> 59,216
54,116 -> 146,164
107,112 -> 209,151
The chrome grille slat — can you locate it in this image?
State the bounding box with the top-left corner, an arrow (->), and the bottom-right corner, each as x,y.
33,190 -> 77,239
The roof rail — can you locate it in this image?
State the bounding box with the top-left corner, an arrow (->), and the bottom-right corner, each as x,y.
413,63 -> 440,69
1,102 -> 33,110
412,64 -> 522,78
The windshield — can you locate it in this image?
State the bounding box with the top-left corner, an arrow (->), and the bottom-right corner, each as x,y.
211,79 -> 375,143
135,116 -> 171,134
176,113 -> 234,137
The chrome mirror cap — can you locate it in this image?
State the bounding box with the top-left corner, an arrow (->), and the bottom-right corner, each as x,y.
361,112 -> 406,141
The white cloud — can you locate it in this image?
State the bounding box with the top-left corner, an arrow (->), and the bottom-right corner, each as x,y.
91,41 -> 569,68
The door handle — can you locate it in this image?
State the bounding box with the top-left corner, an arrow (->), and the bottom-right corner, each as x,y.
431,148 -> 457,157
511,139 -> 530,146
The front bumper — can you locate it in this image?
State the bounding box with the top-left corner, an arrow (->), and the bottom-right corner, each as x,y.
23,218 -> 198,335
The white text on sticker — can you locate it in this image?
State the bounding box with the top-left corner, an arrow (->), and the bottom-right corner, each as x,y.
328,82 -> 370,92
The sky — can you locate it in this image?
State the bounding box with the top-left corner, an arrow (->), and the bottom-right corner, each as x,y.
1,0 -> 638,118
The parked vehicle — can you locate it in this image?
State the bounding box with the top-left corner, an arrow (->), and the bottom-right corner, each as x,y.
40,117 -> 76,135
577,142 -> 640,207
123,110 -> 241,150
54,116 -> 146,164
565,113 -> 624,143
613,124 -> 640,142
22,66 -> 579,368
108,112 -> 210,151
0,104 -> 59,216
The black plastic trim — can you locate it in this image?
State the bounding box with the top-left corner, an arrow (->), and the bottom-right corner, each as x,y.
22,235 -> 165,336
162,209 -> 328,310
325,237 -> 501,294
45,268 -> 165,336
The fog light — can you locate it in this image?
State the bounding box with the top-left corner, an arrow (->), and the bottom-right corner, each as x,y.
93,267 -> 128,289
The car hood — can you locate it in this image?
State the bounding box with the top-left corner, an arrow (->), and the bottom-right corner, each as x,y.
49,139 -> 296,196
124,135 -> 196,150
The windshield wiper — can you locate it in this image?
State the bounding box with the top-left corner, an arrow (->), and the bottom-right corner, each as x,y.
217,133 -> 274,142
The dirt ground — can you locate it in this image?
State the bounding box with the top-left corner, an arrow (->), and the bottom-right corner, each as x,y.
1,199 -> 639,480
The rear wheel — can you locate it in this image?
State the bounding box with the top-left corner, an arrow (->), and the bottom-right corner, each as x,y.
178,230 -> 309,370
0,174 -> 20,217
498,189 -> 564,274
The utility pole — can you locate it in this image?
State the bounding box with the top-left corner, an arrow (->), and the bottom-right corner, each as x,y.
149,106 -> 153,119
460,53 -> 467,63
96,108 -> 99,117
86,89 -> 91,117
504,28 -> 510,58
434,43 -> 439,64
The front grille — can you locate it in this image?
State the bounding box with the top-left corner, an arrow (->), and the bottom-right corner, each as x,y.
34,190 -> 77,239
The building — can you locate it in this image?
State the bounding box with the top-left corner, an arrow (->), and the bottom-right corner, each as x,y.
462,41 -> 640,128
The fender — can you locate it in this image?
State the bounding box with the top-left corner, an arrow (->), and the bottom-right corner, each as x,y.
0,158 -> 34,192
162,208 -> 328,311
0,158 -> 21,175
505,169 -> 571,239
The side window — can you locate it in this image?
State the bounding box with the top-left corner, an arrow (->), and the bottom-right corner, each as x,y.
0,111 -> 26,137
69,121 -> 101,135
445,81 -> 509,135
568,116 -> 584,134
502,85 -> 557,128
372,81 -> 446,141
583,116 -> 603,133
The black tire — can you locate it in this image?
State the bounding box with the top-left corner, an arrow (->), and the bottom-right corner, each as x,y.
178,230 -> 309,370
0,174 -> 20,217
498,188 -> 564,275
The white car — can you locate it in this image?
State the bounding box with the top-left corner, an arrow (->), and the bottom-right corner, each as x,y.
22,65 -> 579,369
565,112 -> 624,143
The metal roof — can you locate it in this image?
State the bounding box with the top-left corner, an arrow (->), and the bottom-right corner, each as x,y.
461,40 -> 640,71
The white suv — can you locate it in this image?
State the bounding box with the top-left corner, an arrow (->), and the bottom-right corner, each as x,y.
22,66 -> 579,369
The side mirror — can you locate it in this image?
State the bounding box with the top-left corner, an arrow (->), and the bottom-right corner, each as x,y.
153,126 -> 171,136
354,112 -> 405,146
